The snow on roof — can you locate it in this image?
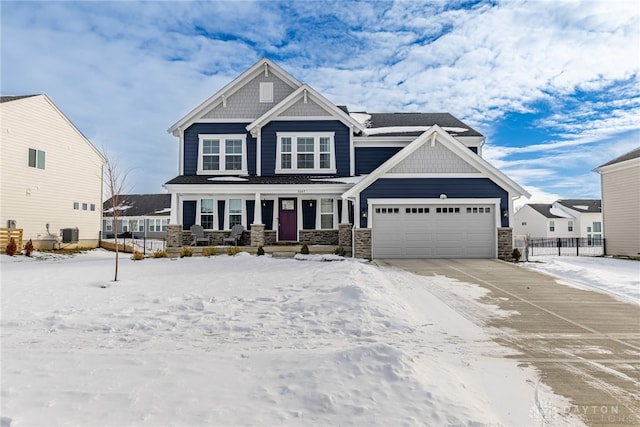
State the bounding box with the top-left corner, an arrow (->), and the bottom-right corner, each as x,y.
548,206 -> 574,219
361,126 -> 468,136
103,205 -> 132,214
208,176 -> 248,182
311,175 -> 367,184
349,112 -> 372,127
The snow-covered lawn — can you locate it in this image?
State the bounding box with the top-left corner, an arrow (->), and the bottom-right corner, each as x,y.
1,250 -> 583,426
522,256 -> 640,305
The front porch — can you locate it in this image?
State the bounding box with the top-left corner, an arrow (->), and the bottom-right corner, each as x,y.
166,243 -> 353,258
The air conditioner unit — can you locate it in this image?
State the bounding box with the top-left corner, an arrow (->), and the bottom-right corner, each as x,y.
61,228 -> 79,243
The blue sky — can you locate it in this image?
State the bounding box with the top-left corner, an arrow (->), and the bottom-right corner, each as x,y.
2,0 -> 639,204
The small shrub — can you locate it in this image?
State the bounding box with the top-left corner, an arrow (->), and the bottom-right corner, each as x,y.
202,247 -> 218,257
227,246 -> 241,256
180,246 -> 193,258
24,239 -> 34,257
5,238 -> 17,256
334,246 -> 346,257
256,246 -> 265,256
300,244 -> 309,255
512,248 -> 522,262
131,251 -> 144,261
153,249 -> 168,258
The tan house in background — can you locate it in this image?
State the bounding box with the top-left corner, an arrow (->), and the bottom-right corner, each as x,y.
595,147 -> 640,258
0,95 -> 105,249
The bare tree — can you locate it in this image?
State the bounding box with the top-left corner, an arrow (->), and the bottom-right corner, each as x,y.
103,154 -> 130,282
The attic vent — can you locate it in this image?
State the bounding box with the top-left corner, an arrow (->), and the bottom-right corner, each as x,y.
61,228 -> 79,243
260,82 -> 273,103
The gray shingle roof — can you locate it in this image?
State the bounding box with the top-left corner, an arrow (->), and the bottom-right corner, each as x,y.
556,199 -> 601,213
597,147 -> 640,169
103,194 -> 171,217
527,204 -> 563,219
0,95 -> 38,103
365,112 -> 483,137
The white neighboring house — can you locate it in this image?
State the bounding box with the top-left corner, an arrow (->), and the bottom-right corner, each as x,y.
595,147 -> 640,257
514,199 -> 603,243
0,95 -> 105,249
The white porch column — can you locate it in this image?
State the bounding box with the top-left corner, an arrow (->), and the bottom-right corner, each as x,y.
253,192 -> 263,224
341,198 -> 349,224
170,193 -> 179,224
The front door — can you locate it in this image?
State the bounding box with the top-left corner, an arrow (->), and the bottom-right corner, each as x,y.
278,198 -> 297,241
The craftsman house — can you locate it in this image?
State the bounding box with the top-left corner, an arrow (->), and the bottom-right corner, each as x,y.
164,59 -> 529,259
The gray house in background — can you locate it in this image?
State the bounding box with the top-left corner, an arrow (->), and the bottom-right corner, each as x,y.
595,147 -> 640,257
102,194 -> 171,239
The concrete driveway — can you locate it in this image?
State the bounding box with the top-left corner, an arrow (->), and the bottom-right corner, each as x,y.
376,258 -> 640,427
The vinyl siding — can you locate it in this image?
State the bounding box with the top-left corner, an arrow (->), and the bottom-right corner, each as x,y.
260,120 -> 351,176
360,178 -> 509,228
183,123 -> 256,175
601,165 -> 640,256
0,96 -> 104,246
355,147 -> 403,174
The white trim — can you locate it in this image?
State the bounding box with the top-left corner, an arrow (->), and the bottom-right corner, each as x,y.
197,134 -> 248,175
178,128 -> 184,175
168,58 -> 302,135
193,118 -> 256,123
259,82 -> 274,103
275,132 -> 336,174
164,183 -> 352,195
343,125 -> 530,199
595,156 -> 640,174
256,129 -> 262,176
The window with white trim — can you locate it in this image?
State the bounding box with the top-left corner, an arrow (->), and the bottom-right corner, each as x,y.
276,132 -> 336,173
320,199 -> 334,229
105,220 -> 112,232
568,221 -> 573,232
198,134 -> 247,175
200,199 -> 215,230
549,220 -> 555,232
229,199 -> 242,228
149,218 -> 168,232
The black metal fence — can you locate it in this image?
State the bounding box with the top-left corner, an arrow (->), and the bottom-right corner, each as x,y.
514,237 -> 605,257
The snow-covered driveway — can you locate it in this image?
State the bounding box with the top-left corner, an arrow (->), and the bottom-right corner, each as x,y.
1,251 -> 577,426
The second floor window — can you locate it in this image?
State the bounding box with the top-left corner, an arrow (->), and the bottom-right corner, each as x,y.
198,135 -> 247,175
276,132 -> 336,173
568,221 -> 573,232
549,220 -> 555,232
28,148 -> 45,170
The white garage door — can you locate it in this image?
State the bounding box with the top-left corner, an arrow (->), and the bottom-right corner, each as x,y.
372,204 -> 496,258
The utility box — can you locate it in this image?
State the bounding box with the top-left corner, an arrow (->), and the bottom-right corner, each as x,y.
7,220 -> 16,228
61,228 -> 79,243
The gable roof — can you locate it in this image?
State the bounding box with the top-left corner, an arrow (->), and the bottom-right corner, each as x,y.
556,199 -> 601,213
527,204 -> 567,219
246,84 -> 365,135
103,194 -> 171,217
1,94 -> 106,162
355,112 -> 483,138
342,125 -> 530,199
595,147 -> 640,170
1,95 -> 38,103
168,58 -> 302,135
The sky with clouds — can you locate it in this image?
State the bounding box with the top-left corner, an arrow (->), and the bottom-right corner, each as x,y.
2,0 -> 639,204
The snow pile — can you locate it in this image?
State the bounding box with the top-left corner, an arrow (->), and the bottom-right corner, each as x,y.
523,256 -> 640,305
1,251 -> 577,426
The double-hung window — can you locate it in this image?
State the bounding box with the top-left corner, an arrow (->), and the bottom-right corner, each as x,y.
149,218 -> 168,232
320,199 -> 334,229
229,199 -> 242,228
549,221 -> 555,232
200,199 -> 215,230
198,134 -> 247,175
276,132 -> 336,173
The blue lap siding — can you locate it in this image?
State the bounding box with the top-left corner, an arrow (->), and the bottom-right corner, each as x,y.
261,120 -> 351,176
183,123 -> 256,175
359,178 -> 509,228
355,147 -> 403,174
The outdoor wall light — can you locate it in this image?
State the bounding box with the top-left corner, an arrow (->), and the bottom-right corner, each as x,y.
502,210 -> 509,218
361,208 -> 368,218
439,193 -> 447,199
